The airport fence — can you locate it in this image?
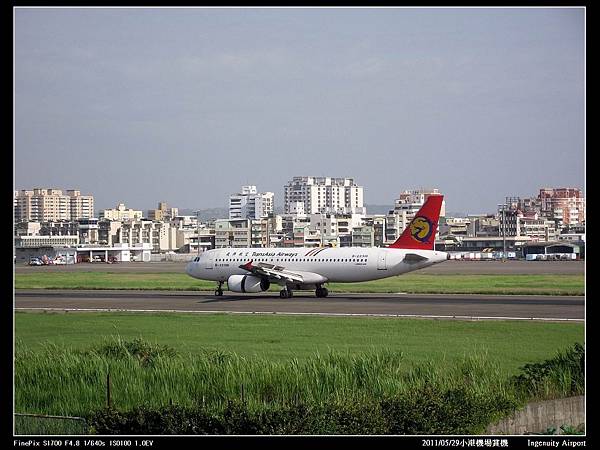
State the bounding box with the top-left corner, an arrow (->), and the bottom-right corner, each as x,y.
150,253 -> 195,262
14,413 -> 90,435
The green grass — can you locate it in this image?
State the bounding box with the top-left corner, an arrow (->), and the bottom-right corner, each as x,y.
15,343 -> 520,418
15,311 -> 584,370
14,272 -> 585,295
14,312 -> 584,432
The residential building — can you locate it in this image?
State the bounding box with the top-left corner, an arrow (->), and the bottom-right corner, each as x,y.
100,203 -> 143,221
67,190 -> 95,221
14,188 -> 94,222
250,218 -> 272,248
39,221 -> 79,237
309,212 -> 364,245
77,218 -> 100,245
361,216 -> 386,247
229,186 -> 274,220
499,209 -> 557,242
351,225 -> 375,247
115,219 -> 177,253
439,217 -> 472,238
15,221 -> 41,237
284,176 -> 365,215
538,187 -> 585,227
385,210 -> 413,244
214,218 -> 251,248
147,202 -> 179,221
469,215 -> 500,237
98,220 -> 122,246
175,227 -> 215,253
169,214 -> 215,253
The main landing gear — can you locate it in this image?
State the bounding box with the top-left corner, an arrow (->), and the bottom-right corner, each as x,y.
315,285 -> 329,298
279,287 -> 293,298
215,281 -> 224,296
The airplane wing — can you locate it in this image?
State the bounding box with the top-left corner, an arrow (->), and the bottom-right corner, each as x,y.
239,260 -> 305,283
403,253 -> 429,264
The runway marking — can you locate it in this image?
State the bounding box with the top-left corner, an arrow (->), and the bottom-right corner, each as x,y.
14,307 -> 584,322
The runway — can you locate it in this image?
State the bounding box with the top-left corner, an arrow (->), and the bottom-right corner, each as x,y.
14,290 -> 585,322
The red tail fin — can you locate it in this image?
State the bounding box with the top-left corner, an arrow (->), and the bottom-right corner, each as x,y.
388,195 -> 444,250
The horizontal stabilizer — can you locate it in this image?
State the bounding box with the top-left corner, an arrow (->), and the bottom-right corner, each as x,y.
403,253 -> 429,264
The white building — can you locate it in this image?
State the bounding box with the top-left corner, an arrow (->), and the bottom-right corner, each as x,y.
309,212 -> 364,243
100,203 -> 143,221
229,185 -> 274,220
284,176 -> 365,215
15,235 -> 79,248
116,219 -> 177,253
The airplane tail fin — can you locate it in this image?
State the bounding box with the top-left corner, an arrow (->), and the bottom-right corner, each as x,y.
388,194 -> 444,250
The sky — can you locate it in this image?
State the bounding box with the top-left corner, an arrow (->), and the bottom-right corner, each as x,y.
14,7 -> 585,215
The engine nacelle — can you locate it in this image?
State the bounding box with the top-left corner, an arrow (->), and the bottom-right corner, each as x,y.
227,275 -> 270,293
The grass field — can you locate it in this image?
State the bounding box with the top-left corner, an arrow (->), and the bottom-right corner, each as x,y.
14,312 -> 584,422
15,311 -> 584,370
14,272 -> 585,295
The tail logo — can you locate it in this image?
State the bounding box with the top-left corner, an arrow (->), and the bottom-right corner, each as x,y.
409,216 -> 433,243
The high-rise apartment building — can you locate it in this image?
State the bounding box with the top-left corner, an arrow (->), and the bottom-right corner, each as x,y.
14,188 -> 94,222
284,176 -> 365,215
229,186 -> 274,220
538,188 -> 585,226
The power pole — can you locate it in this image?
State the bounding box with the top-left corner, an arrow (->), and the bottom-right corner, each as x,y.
503,206 -> 506,262
498,204 -> 507,262
196,210 -> 200,256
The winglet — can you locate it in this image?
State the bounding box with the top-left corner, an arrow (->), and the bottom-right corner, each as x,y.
388,195 -> 443,250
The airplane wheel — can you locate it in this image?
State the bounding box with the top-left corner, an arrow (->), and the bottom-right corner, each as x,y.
316,287 -> 328,298
215,290 -> 223,296
280,289 -> 287,298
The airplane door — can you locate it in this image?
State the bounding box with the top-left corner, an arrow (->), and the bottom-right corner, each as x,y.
205,252 -> 214,269
377,251 -> 387,270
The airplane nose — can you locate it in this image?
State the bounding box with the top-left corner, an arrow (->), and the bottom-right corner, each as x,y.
185,261 -> 194,277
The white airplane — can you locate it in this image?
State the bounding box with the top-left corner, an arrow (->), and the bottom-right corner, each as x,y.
186,194 -> 448,298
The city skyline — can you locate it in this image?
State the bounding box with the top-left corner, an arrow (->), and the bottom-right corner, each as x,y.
14,183 -> 585,219
14,7 -> 585,214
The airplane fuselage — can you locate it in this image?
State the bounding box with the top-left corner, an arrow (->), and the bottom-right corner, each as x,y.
186,246 -> 448,287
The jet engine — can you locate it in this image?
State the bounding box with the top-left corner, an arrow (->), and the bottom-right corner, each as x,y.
227,275 -> 270,293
